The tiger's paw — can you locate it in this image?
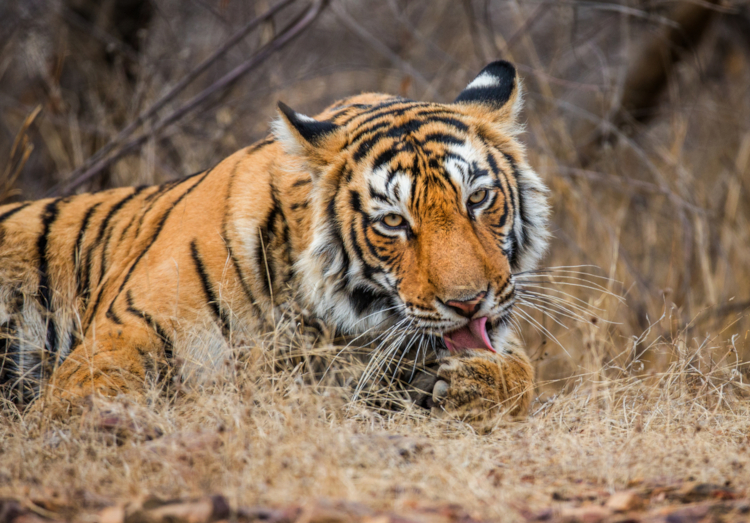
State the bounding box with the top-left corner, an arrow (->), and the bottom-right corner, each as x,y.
430,351 -> 534,424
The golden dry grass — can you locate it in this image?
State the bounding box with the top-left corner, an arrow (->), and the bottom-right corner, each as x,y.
2,321 -> 750,521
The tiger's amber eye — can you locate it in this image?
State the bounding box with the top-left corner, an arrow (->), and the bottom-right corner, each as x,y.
382,214 -> 405,228
469,189 -> 487,205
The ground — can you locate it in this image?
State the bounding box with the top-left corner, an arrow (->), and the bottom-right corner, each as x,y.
2,335 -> 749,523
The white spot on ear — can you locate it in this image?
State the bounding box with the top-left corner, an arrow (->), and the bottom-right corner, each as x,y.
295,113 -> 317,123
271,115 -> 304,156
465,71 -> 502,90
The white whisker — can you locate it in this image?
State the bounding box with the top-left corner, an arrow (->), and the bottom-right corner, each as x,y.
513,307 -> 571,358
516,293 -> 594,324
515,298 -> 570,330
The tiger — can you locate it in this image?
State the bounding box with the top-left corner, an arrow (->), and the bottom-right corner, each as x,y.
0,61 -> 549,421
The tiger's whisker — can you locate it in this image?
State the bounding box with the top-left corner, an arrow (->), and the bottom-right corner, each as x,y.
516,299 -> 570,330
516,281 -> 621,305
513,307 -> 571,358
516,279 -> 623,301
516,294 -> 594,324
516,289 -> 619,325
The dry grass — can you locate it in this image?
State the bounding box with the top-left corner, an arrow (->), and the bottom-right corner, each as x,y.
2,0 -> 750,520
2,319 -> 750,521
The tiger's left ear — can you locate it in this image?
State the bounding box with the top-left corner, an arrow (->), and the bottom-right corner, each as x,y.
273,102 -> 341,160
454,61 -> 522,124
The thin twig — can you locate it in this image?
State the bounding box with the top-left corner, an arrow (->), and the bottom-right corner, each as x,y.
55,0 -> 325,196
330,0 -> 437,99
50,0 -> 300,196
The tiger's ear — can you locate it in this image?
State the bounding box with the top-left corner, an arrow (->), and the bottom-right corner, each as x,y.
454,61 -> 521,124
273,102 -> 340,159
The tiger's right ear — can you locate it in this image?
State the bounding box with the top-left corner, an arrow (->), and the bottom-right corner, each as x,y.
453,61 -> 522,125
273,102 -> 341,160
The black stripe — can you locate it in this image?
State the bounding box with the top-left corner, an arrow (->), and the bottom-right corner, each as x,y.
468,161 -> 490,184
291,177 -> 312,187
512,178 -> 528,270
62,322 -> 75,356
225,236 -> 260,318
422,116 -> 469,133
336,99 -> 409,127
87,171 -> 210,335
344,120 -> 391,149
255,195 -> 281,298
74,202 -> 102,296
98,186 -> 147,277
455,85 -> 514,107
105,307 -> 123,325
351,116 -> 468,163
266,170 -> 293,289
221,167 -> 260,318
349,191 -> 392,267
360,218 -> 391,264
347,217 -> 381,279
348,286 -> 389,316
486,149 -> 512,219
190,240 -> 231,338
118,214 -> 139,242
0,203 -> 30,224
345,106 -> 465,148
500,152 -> 525,269
322,183 -> 351,285
422,132 -> 464,146
125,291 -> 173,361
368,184 -> 389,203
81,188 -> 143,307
245,137 -> 274,155
37,199 -> 61,357
352,120 -> 420,162
370,148 -> 399,170
279,209 -> 294,286
120,186 -> 161,240
135,182 -> 181,237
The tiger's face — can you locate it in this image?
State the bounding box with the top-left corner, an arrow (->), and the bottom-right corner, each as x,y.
277,62 -> 549,354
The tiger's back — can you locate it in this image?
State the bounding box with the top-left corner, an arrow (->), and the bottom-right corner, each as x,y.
0,141 -> 292,404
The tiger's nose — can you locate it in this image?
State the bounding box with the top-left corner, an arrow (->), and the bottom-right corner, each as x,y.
444,291 -> 486,318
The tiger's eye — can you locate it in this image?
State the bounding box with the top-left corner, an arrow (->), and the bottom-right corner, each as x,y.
469,189 -> 487,205
382,214 -> 405,228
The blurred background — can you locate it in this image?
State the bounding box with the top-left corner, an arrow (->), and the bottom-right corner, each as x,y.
2,0 -> 750,391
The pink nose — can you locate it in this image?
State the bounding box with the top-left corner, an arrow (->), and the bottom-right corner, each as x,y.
445,291 -> 486,318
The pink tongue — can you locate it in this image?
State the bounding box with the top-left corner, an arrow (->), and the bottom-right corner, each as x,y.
444,317 -> 496,353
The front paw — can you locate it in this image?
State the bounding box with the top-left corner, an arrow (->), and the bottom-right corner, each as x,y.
431,351 -> 534,422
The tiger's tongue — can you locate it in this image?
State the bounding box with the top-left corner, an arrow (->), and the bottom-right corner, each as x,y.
444,317 -> 496,353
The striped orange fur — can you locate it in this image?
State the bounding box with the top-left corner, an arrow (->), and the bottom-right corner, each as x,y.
0,61 -> 549,420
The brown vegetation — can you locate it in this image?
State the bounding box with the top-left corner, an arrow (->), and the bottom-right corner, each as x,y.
2,0 -> 750,521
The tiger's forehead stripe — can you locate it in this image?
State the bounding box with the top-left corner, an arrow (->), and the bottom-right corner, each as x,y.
335,103 -> 472,163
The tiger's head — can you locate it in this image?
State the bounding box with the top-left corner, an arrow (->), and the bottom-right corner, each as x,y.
275,61 -> 549,354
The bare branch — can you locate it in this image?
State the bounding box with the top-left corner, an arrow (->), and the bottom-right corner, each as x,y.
330,0 -> 436,99
55,0 -> 327,195
49,0 -> 301,196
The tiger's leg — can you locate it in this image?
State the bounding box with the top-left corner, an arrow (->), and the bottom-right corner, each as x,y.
37,316 -> 166,416
432,338 -> 534,423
